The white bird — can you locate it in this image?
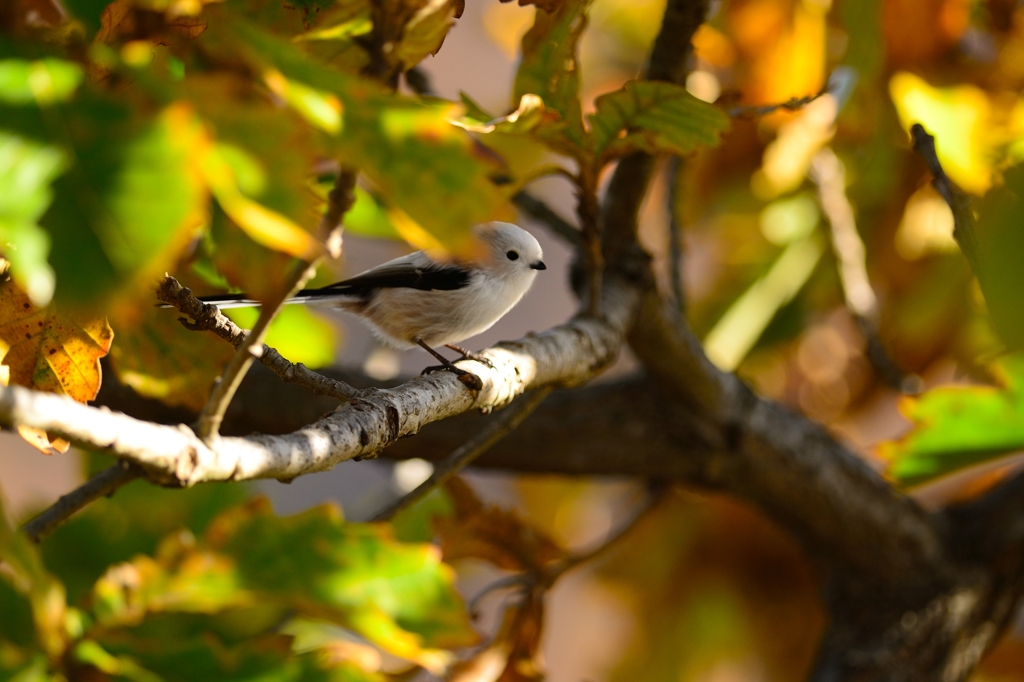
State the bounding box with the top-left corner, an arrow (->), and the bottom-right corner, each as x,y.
195,221 -> 546,382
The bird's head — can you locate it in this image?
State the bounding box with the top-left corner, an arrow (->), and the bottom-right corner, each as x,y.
473,222 -> 546,280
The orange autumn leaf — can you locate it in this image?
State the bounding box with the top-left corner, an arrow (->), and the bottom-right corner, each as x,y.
0,278 -> 113,453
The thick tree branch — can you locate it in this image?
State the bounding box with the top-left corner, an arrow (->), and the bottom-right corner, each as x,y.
0,278 -> 636,487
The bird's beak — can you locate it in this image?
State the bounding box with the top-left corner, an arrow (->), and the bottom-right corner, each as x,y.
530,261 -> 547,271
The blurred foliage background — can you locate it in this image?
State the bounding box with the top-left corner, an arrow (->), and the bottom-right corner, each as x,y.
5,0 -> 1024,679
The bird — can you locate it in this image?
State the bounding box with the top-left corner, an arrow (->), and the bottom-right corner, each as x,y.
192,221 -> 547,384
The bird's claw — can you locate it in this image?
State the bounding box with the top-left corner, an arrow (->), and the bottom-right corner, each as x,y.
421,363 -> 483,391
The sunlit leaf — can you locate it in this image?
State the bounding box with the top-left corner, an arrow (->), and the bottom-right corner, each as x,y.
392,0 -> 460,69
586,80 -> 729,162
92,531 -> 251,628
0,59 -> 83,106
341,186 -> 402,241
890,72 -> 995,195
206,499 -> 477,665
453,94 -> 549,135
202,142 -> 324,261
214,19 -> 513,253
0,132 -> 63,307
513,0 -> 591,148
0,278 -> 113,453
0,279 -> 113,403
884,354 -> 1024,486
73,640 -> 163,682
36,101 -> 208,310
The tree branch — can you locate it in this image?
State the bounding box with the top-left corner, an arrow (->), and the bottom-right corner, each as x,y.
910,123 -> 982,277
0,278 -> 636,487
22,461 -> 142,543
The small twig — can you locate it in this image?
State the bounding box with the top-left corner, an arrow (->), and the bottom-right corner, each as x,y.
22,461 -> 142,543
576,171 -> 604,318
910,123 -> 982,277
728,92 -> 824,119
157,278 -> 360,402
666,156 -> 685,319
371,387 -> 553,521
811,147 -> 912,391
544,481 -> 667,581
192,170 -> 358,441
512,192 -> 582,247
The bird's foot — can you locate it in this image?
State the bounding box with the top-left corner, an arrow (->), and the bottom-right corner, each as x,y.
445,344 -> 495,369
421,362 -> 483,390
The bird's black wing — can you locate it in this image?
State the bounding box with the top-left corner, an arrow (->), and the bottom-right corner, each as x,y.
299,261 -> 472,300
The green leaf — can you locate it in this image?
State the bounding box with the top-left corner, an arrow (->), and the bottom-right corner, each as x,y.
207,500 -> 476,665
884,353 -> 1024,486
0,58 -> 83,106
587,80 -> 730,162
225,305 -> 338,369
976,163 -> 1024,349
392,0 -> 459,69
38,100 -> 208,310
41,464 -> 250,605
0,132 -> 63,305
513,0 -> 592,149
92,532 -> 251,628
73,641 -> 163,682
214,19 -> 513,252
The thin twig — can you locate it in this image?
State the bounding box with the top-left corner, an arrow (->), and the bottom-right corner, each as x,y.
371,387 -> 553,521
666,156 -> 685,319
727,91 -> 825,119
577,171 -> 603,318
156,277 -> 360,401
22,461 -> 141,543
193,170 -> 358,440
910,123 -> 982,277
810,147 -> 913,391
544,481 -> 667,581
512,192 -> 582,247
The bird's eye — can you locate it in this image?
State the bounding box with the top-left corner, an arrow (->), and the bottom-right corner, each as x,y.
506,250 -> 520,261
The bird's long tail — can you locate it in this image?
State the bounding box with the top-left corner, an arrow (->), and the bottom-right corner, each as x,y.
158,287 -> 359,309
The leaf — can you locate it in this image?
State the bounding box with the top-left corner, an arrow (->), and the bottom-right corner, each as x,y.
109,303 -> 234,412
513,0 -> 591,149
0,58 -> 83,106
202,141 -> 324,261
205,499 -> 477,666
0,496 -> 68,658
225,305 -> 337,370
0,279 -> 113,402
0,278 -> 113,453
392,0 -> 460,69
215,19 -> 514,253
341,186 -> 402,241
586,80 -> 730,162
92,531 -> 251,628
975,163 -> 1024,350
37,100 -> 208,311
883,354 -> 1024,486
435,478 -> 566,573
453,94 -> 549,135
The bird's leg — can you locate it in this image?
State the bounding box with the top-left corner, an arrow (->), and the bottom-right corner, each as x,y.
445,343 -> 495,369
416,339 -> 483,390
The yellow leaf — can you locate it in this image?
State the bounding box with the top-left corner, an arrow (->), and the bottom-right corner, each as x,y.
0,279 -> 113,453
890,72 -> 993,194
201,146 -> 324,260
